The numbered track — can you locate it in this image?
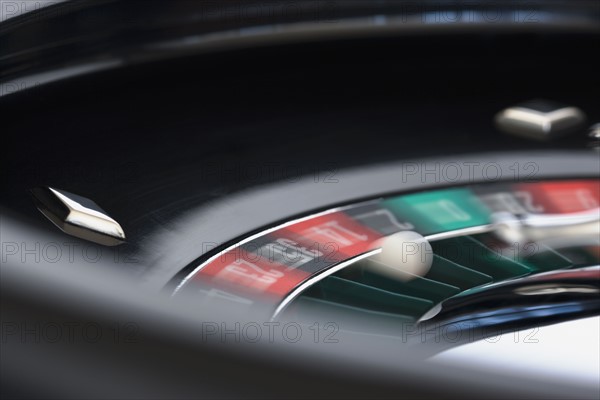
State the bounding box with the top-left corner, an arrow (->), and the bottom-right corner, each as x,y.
173,179 -> 599,324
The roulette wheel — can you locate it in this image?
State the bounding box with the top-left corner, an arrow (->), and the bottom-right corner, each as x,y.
1,1 -> 599,399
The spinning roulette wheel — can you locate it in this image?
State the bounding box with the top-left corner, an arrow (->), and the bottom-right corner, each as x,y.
1,1 -> 599,399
